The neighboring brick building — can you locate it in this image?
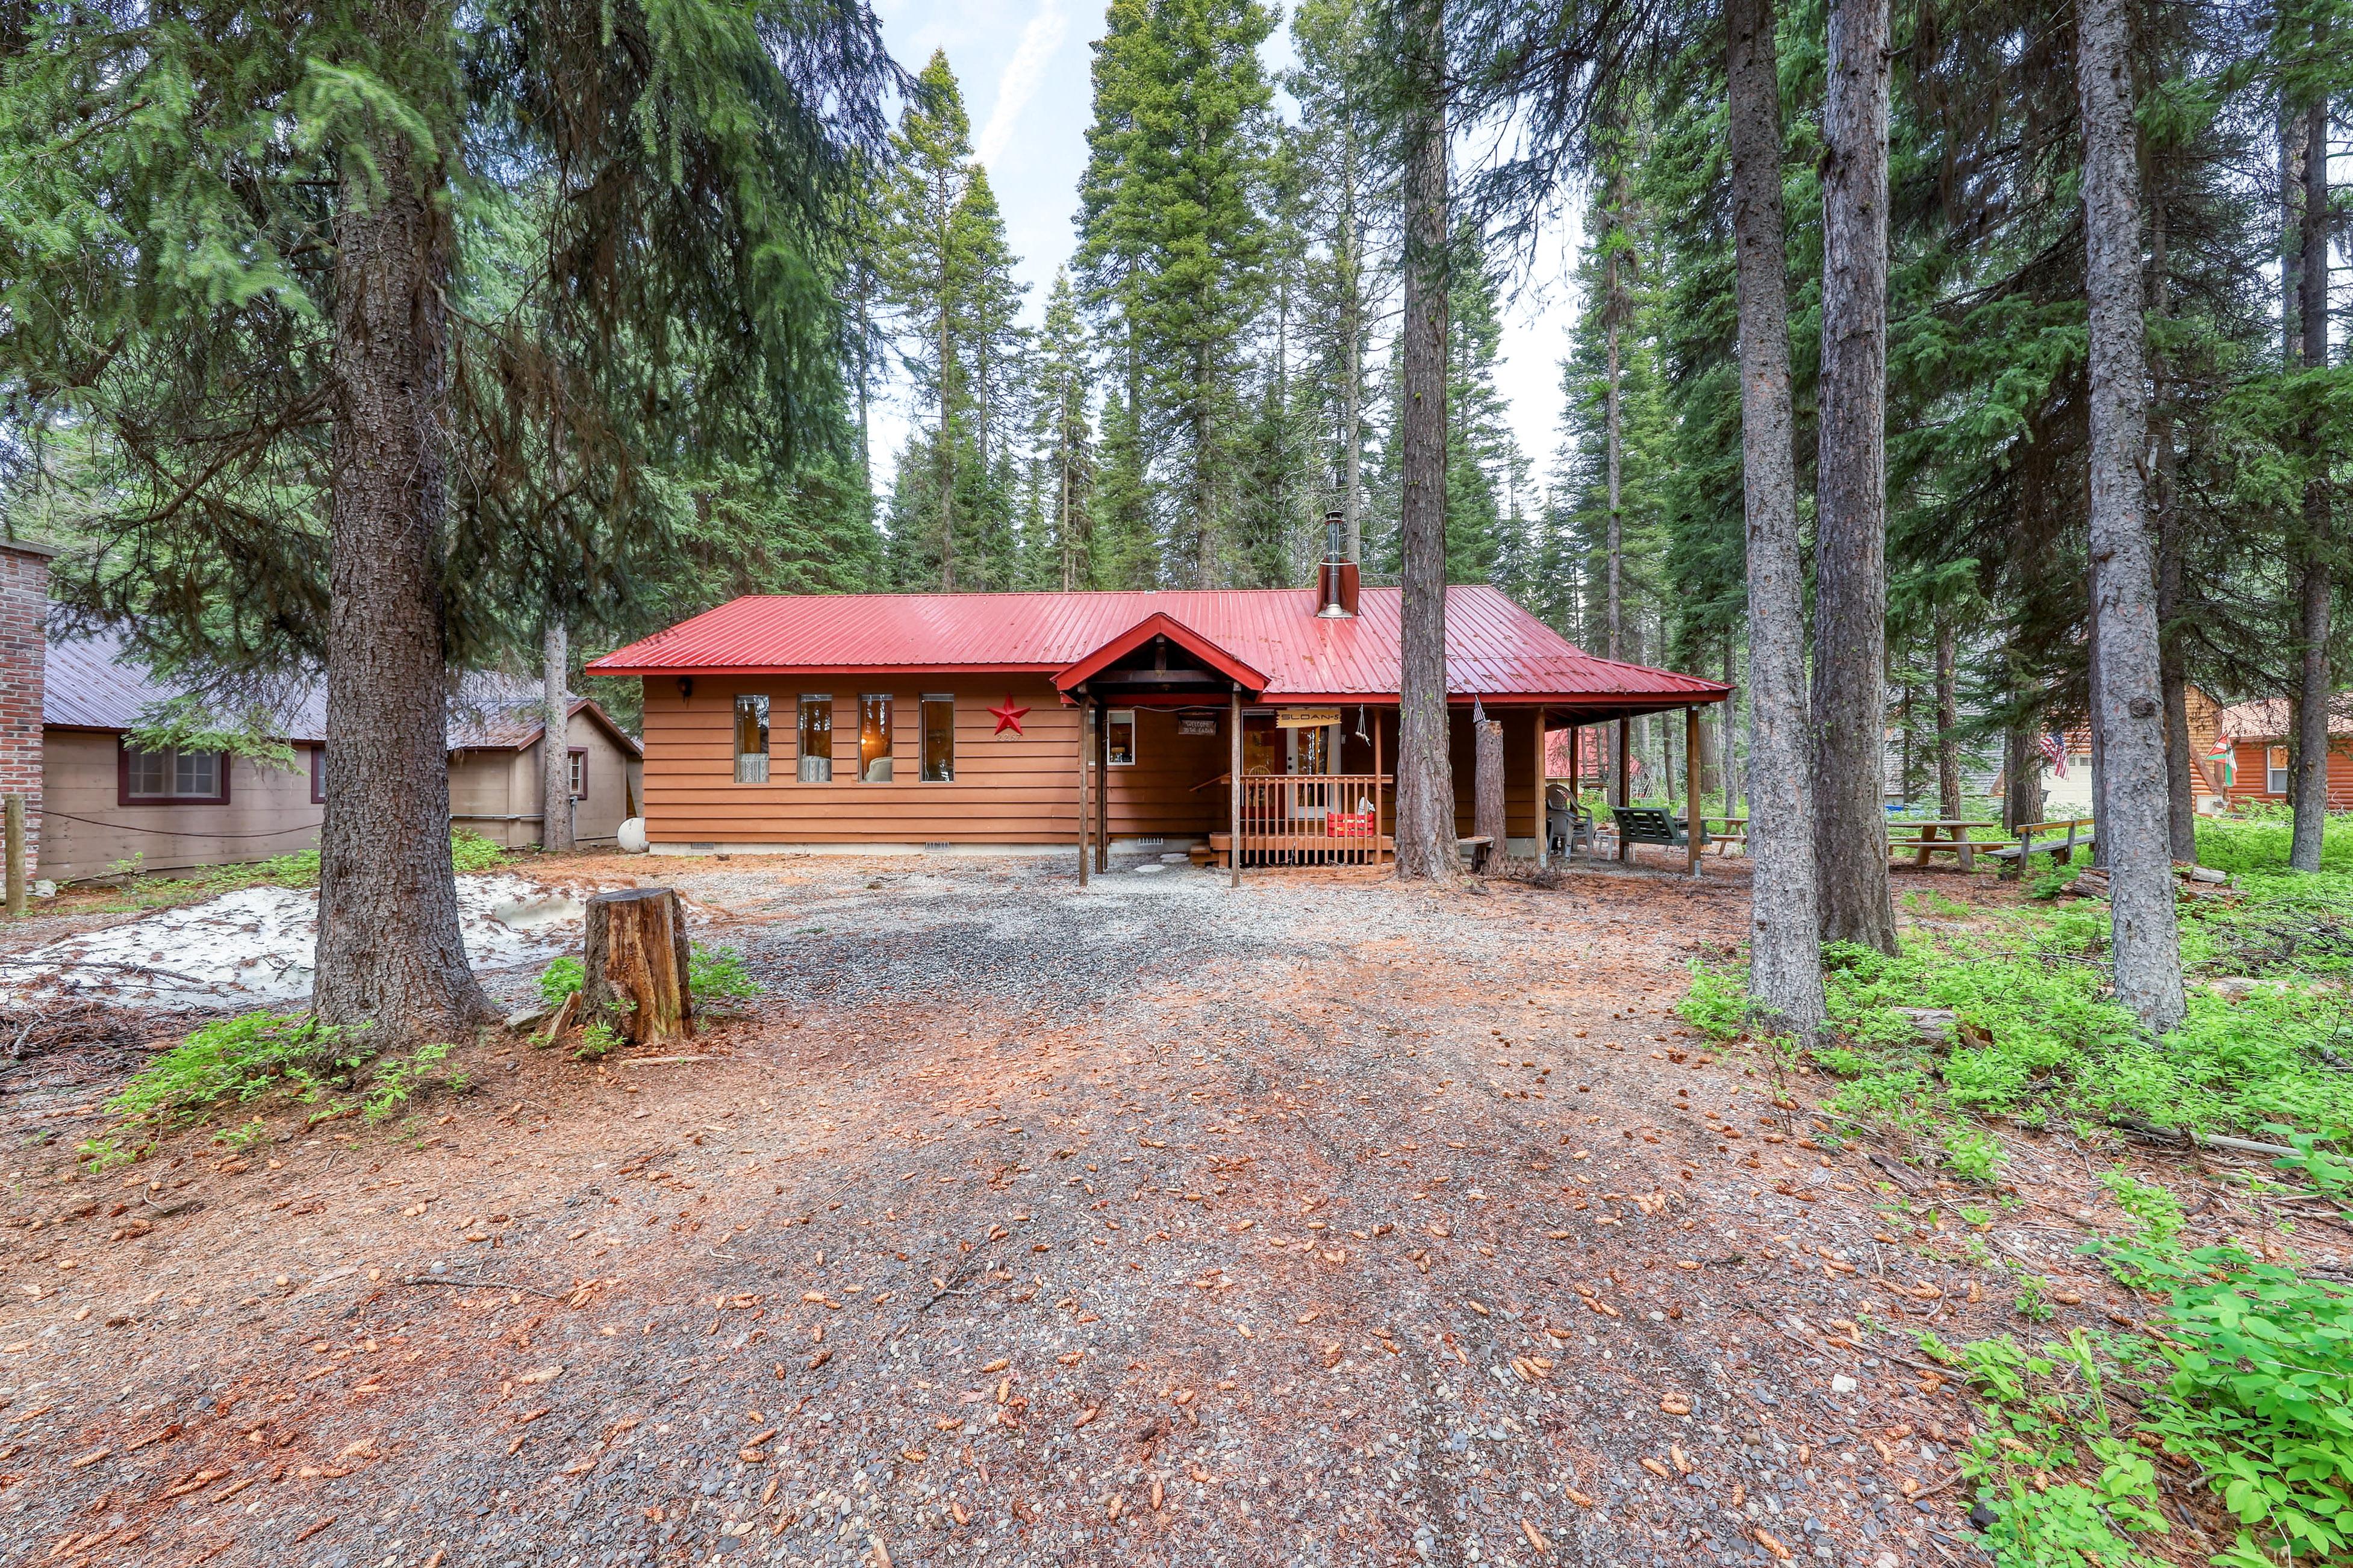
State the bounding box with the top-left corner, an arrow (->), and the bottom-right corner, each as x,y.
0,540 -> 57,869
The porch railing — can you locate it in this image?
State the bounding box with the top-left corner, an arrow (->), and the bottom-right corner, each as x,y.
1236,773 -> 1390,866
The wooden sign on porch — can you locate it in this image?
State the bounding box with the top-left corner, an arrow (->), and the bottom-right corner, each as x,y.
1176,715 -> 1219,736
1276,708 -> 1342,729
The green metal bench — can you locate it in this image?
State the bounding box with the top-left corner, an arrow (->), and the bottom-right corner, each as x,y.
1611,805 -> 1706,851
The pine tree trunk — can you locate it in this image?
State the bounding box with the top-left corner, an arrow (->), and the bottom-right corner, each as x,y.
1725,0 -> 1823,1031
938,291 -> 956,592
2004,720 -> 2039,836
1392,0 -> 1455,884
2290,98 -> 2331,871
313,86 -> 490,1042
542,615 -> 573,854
1722,638 -> 1740,813
1473,710 -> 1506,853
1194,348 -> 1217,588
2077,0 -> 2184,1031
2150,189 -> 2198,865
1812,0 -> 1896,954
1342,144 -> 1365,564
1936,618 -> 1962,820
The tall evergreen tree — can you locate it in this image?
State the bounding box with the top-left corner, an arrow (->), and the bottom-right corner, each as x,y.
1388,0 -> 1456,883
2077,0 -> 2184,1030
1,0 -> 895,1038
1813,0 -> 1898,953
1289,0 -> 1386,562
1076,0 -> 1276,586
1035,271 -> 1100,591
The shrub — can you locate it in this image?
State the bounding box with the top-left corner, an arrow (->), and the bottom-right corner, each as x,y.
449,829 -> 503,874
93,1009 -> 468,1154
106,1012 -> 372,1128
1941,1125 -> 2006,1183
538,956 -> 584,1006
688,943 -> 759,1006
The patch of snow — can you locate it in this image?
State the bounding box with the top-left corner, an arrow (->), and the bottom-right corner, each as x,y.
0,873 -> 585,1012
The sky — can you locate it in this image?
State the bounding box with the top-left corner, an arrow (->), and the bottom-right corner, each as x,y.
864,0 -> 1585,500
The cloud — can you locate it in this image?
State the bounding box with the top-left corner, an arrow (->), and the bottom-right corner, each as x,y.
974,0 -> 1068,169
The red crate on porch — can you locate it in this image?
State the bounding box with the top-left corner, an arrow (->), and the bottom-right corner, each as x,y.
1326,810 -> 1375,838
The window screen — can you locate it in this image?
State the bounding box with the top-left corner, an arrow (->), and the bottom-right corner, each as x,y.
921,696 -> 955,782
1107,709 -> 1137,767
798,697 -> 834,783
860,695 -> 893,782
734,695 -> 770,783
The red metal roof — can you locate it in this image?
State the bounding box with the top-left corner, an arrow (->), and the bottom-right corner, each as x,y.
1048,611 -> 1272,695
586,586 -> 1728,709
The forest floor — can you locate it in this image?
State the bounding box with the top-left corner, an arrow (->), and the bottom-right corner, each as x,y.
0,849 -> 2245,1568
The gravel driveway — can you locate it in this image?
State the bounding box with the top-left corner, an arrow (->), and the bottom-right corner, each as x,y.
0,852 -> 2040,1567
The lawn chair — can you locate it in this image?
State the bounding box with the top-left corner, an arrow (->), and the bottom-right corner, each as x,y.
1546,785 -> 1594,857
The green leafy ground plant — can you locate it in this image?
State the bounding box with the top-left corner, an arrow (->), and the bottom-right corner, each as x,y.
535,943 -> 758,1011
88,1010 -> 470,1160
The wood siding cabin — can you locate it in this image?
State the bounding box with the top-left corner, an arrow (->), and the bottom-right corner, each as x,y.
589,546 -> 1730,874
2216,699 -> 2353,810
37,629 -> 643,882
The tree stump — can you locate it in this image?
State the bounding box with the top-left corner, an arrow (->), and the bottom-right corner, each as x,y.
583,887 -> 693,1044
1473,715 -> 1507,858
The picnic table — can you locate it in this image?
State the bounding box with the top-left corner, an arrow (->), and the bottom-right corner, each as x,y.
1887,818 -> 1995,870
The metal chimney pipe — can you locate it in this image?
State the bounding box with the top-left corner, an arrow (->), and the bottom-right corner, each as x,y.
1316,509 -> 1359,618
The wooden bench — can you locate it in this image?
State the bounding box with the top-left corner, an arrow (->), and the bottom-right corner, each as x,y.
1984,818 -> 2096,879
1612,806 -> 1705,851
1458,835 -> 1495,873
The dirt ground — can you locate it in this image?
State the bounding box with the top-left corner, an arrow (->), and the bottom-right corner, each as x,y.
0,849 -> 2256,1567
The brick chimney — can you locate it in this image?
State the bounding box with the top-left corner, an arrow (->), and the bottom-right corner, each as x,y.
0,541 -> 57,874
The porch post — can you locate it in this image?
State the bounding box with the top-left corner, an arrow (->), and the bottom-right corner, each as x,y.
1535,706 -> 1550,869
1567,721 -> 1580,860
1373,706 -> 1385,868
1616,718 -> 1632,862
1094,697 -> 1111,873
1229,686 -> 1243,889
1077,698 -> 1091,888
1686,706 -> 1703,879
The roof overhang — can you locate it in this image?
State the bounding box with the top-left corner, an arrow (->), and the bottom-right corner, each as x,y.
1053,614 -> 1268,698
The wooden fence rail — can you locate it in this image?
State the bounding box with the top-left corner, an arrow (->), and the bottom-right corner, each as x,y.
1234,774 -> 1390,866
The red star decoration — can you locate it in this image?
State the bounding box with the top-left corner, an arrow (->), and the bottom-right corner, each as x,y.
987,696 -> 1030,735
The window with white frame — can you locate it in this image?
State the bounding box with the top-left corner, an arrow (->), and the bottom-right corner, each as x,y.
2269,746 -> 2290,795
1106,709 -> 1137,766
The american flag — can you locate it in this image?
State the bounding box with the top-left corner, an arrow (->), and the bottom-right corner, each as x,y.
2039,733 -> 2067,777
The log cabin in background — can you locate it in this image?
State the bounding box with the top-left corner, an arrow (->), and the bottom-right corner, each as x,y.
2213,699 -> 2353,810
588,525 -> 1731,880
